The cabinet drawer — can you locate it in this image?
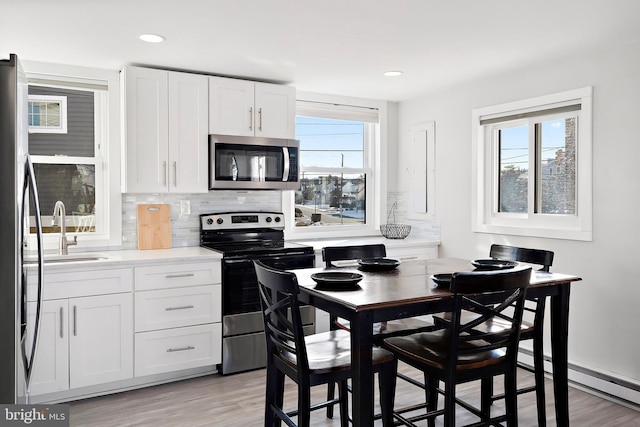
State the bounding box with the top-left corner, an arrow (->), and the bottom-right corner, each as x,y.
135,323 -> 222,377
387,246 -> 438,262
135,285 -> 221,332
27,268 -> 133,301
135,262 -> 220,291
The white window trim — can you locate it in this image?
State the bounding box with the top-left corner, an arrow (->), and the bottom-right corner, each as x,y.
283,91 -> 388,240
23,61 -> 122,251
28,94 -> 68,133
471,87 -> 593,241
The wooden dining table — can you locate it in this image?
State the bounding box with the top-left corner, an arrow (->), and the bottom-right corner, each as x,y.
292,257 -> 582,426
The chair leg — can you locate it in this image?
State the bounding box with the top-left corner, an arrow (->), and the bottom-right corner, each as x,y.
480,377 -> 493,419
426,375 -> 438,427
326,382 -> 336,418
265,366 -> 285,427
443,380 -> 456,427
327,314 -> 339,418
338,380 -> 350,427
533,333 -> 547,426
298,382 -> 312,427
379,359 -> 398,426
504,370 -> 518,427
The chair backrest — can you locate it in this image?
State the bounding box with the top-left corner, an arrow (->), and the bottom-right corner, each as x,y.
322,244 -> 387,268
254,260 -> 309,374
490,244 -> 554,272
446,267 -> 532,370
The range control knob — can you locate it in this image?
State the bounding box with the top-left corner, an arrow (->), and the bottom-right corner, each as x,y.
206,218 -> 213,225
216,218 -> 224,225
265,216 -> 272,223
274,216 -> 282,223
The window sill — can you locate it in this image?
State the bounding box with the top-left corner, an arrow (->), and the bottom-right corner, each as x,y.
473,223 -> 592,241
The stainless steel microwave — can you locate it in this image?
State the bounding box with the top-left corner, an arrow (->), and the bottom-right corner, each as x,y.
209,134 -> 300,190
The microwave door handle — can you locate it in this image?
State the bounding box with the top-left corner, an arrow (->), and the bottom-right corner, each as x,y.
282,147 -> 290,181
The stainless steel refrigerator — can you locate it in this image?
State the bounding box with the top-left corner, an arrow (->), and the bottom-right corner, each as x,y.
0,53 -> 44,404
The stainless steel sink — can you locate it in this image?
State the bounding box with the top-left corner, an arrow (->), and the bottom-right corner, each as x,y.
24,254 -> 108,264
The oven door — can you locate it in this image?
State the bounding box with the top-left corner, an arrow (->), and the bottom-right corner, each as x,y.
220,252 -> 315,374
222,252 -> 316,318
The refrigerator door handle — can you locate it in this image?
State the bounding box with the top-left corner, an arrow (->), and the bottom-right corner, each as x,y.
21,154 -> 44,393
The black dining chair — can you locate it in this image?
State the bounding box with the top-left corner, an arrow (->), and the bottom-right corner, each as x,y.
383,266 -> 532,427
322,244 -> 434,336
254,259 -> 398,427
322,244 -> 434,418
482,244 -> 554,426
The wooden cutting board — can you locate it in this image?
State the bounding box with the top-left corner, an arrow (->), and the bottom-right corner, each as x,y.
137,204 -> 172,250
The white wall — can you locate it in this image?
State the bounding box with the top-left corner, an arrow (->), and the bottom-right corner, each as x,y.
396,41 -> 640,389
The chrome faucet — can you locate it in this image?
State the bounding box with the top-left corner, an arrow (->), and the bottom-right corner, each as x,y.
52,200 -> 78,255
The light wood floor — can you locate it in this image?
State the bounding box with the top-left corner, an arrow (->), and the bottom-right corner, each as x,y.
69,364 -> 640,426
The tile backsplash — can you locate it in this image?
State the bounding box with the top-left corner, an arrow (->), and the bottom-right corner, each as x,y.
386,191 -> 441,241
122,191 -> 282,249
121,190 -> 440,249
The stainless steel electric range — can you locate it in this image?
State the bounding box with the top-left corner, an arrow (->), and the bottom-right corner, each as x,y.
200,211 -> 316,374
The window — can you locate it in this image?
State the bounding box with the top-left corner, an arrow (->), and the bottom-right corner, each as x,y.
284,95 -> 386,238
472,87 -> 592,241
28,94 -> 67,133
25,63 -> 121,250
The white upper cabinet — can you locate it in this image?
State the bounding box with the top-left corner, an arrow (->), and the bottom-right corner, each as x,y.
209,76 -> 295,139
122,66 -> 208,193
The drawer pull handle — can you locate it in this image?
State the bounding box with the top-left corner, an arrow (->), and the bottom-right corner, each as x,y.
165,305 -> 194,311
400,256 -> 418,261
165,273 -> 195,279
167,346 -> 195,353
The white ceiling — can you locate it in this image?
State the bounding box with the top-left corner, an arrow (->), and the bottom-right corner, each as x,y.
3,1 -> 640,102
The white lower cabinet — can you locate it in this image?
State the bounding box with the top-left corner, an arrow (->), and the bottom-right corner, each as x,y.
135,323 -> 222,377
69,293 -> 134,389
28,293 -> 133,395
386,244 -> 438,262
27,257 -> 222,401
134,262 -> 222,378
28,300 -> 69,395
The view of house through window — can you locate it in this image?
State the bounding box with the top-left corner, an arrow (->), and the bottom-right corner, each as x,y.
497,116 -> 576,215
294,115 -> 371,227
28,85 -> 102,234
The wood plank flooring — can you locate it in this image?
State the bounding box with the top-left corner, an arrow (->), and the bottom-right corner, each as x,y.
68,364 -> 640,426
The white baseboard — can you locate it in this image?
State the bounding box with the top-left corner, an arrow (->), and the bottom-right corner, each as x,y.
518,349 -> 640,410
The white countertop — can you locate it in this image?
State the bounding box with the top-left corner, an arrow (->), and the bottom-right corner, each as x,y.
25,246 -> 221,271
24,236 -> 438,271
291,235 -> 440,252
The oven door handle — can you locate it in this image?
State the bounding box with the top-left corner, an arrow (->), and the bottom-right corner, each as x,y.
224,253 -> 315,262
223,258 -> 256,266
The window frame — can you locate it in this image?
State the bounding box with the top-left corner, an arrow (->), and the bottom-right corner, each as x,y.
283,92 -> 388,239
472,87 -> 593,241
28,94 -> 68,133
24,61 -> 122,251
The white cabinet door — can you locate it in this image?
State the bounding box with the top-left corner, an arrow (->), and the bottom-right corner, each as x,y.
123,67 -> 208,193
27,300 -> 69,395
254,82 -> 296,139
69,293 -> 133,389
386,245 -> 439,262
209,77 -> 296,139
122,66 -> 169,193
209,77 -> 255,136
168,72 -> 208,193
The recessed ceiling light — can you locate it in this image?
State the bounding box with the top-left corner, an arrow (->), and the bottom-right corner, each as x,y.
383,70 -> 403,77
139,34 -> 165,43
